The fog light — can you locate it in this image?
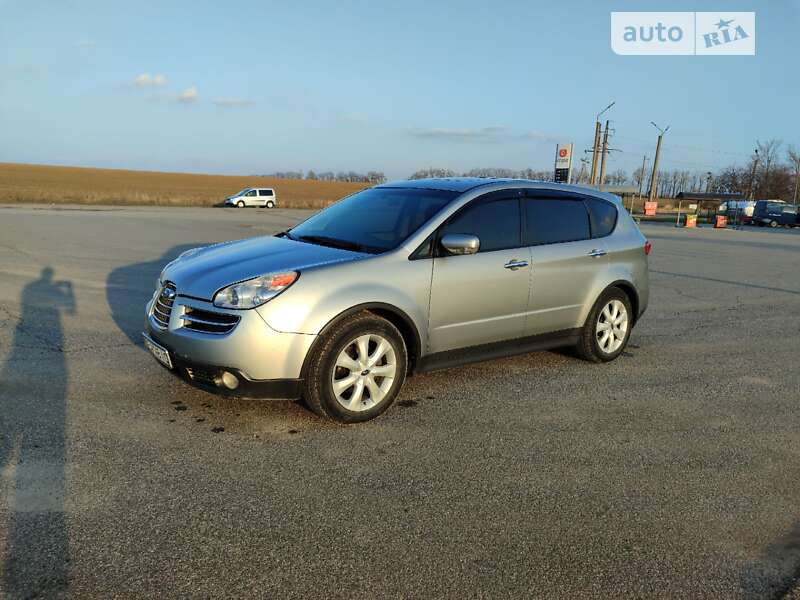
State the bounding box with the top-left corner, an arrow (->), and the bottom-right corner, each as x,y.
220,371 -> 239,390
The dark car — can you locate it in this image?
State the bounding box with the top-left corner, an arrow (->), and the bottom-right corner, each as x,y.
753,201 -> 798,228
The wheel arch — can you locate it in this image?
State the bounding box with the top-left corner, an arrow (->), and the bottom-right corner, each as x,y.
606,280 -> 640,324
300,302 -> 422,378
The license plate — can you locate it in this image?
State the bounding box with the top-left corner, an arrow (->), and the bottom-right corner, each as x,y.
143,333 -> 173,369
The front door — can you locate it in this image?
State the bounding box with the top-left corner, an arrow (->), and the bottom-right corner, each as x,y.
427,194 -> 531,353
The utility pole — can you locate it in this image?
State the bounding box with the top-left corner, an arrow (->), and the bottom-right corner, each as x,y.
589,122 -> 601,185
648,122 -> 670,202
598,120 -> 611,190
590,101 -> 614,185
747,148 -> 760,200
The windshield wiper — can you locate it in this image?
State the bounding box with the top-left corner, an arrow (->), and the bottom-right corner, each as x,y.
276,230 -> 296,241
295,235 -> 367,252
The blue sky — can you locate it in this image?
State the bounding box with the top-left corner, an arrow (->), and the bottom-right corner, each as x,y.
1,0 -> 797,179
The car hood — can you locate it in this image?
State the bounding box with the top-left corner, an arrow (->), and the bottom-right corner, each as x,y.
163,235 -> 368,300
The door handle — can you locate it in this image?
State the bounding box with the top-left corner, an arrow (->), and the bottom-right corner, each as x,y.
588,249 -> 607,257
504,259 -> 529,270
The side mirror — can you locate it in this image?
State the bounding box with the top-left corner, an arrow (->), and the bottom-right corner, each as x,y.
440,233 -> 480,256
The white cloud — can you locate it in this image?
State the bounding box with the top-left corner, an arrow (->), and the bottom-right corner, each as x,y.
177,86 -> 199,103
134,73 -> 168,87
213,97 -> 254,108
519,130 -> 561,143
409,126 -> 562,144
409,126 -> 509,143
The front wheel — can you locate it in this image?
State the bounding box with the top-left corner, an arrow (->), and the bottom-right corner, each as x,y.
576,288 -> 633,363
303,312 -> 407,423
237,200 -> 245,208
770,220 -> 778,228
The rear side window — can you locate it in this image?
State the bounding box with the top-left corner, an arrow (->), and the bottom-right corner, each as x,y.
585,198 -> 618,238
440,198 -> 521,253
524,199 -> 590,246
258,189 -> 274,196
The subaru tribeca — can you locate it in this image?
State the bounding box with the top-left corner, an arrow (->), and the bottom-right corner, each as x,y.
143,179 -> 650,422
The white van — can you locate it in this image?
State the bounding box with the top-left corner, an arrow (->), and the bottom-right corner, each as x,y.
224,188 -> 277,208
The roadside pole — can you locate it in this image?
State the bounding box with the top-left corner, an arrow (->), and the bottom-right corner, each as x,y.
599,120 -> 610,191
648,122 -> 669,202
589,122 -> 601,185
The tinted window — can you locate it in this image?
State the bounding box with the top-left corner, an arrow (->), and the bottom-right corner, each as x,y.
524,199 -> 590,246
586,198 -> 618,238
258,189 -> 274,196
289,187 -> 458,253
245,190 -> 256,197
440,198 -> 521,253
782,205 -> 797,214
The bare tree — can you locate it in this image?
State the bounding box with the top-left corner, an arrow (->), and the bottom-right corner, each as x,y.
787,146 -> 800,203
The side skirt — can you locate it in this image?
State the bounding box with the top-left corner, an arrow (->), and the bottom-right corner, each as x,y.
415,329 -> 581,374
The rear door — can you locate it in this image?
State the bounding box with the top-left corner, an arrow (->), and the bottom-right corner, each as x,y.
781,204 -> 798,225
523,191 -> 608,336
427,191 -> 531,353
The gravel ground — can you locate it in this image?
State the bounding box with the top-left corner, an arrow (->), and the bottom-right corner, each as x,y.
1,204 -> 799,599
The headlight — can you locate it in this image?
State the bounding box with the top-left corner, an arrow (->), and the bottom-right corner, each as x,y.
213,271 -> 298,309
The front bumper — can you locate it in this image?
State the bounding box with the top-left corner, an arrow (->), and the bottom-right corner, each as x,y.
143,294 -> 315,398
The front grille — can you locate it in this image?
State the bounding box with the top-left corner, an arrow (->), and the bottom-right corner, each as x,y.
179,307 -> 240,335
152,282 -> 177,329
185,366 -> 219,386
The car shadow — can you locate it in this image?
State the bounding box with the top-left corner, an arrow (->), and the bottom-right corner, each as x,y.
106,245 -> 199,347
739,520 -> 800,599
0,267 -> 75,597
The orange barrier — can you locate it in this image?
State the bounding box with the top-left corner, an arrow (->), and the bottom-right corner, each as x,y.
714,215 -> 728,228
685,214 -> 697,228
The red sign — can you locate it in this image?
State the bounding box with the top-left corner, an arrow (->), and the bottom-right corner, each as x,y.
644,201 -> 658,216
558,148 -> 567,158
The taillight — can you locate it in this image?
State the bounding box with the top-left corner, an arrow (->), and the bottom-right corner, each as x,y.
645,240 -> 652,256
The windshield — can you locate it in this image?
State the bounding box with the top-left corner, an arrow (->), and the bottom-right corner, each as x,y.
288,187 -> 458,253
234,188 -> 251,196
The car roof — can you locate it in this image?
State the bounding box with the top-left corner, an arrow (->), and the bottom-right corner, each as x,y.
377,177 -> 520,192
377,177 -> 623,204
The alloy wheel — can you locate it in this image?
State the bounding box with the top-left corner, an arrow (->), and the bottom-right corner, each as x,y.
331,334 -> 397,412
596,299 -> 628,354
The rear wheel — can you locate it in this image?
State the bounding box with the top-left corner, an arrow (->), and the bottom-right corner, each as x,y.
576,288 -> 633,363
770,220 -> 778,228
265,200 -> 275,209
237,200 -> 245,208
303,312 -> 407,423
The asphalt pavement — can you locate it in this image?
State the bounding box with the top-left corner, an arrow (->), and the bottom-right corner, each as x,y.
1,204 -> 799,599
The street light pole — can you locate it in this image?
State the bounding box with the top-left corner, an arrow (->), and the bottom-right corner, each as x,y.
648,122 -> 670,202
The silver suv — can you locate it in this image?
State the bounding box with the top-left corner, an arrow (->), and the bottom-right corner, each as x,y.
143,179 -> 650,422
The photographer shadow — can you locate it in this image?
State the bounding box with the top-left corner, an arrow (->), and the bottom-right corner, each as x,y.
1,267 -> 75,598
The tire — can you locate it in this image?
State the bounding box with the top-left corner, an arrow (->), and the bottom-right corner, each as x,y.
237,200 -> 245,208
265,200 -> 275,209
576,287 -> 633,363
770,220 -> 778,228
303,312 -> 407,423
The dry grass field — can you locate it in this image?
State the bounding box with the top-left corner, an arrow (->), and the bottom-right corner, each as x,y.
0,163 -> 369,209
